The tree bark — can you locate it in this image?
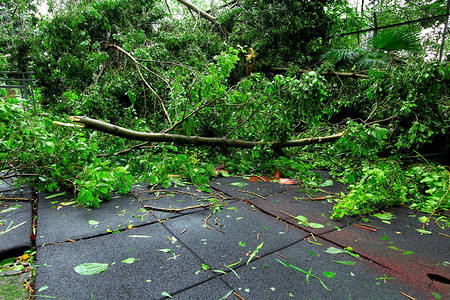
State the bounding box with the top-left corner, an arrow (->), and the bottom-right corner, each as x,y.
66,116 -> 345,150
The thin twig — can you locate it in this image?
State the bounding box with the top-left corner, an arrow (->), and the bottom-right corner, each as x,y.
283,221 -> 289,234
147,190 -> 198,196
399,291 -> 417,300
274,251 -> 289,259
0,197 -> 34,201
233,291 -> 246,300
143,202 -> 215,212
135,58 -> 192,69
164,0 -> 172,14
163,95 -> 225,133
279,210 -> 296,219
206,222 -> 226,234
137,61 -> 172,90
241,191 -> 265,200
363,100 -> 378,124
97,141 -> 153,157
203,213 -> 212,229
353,224 -> 377,232
93,61 -> 107,86
108,44 -> 172,125
365,115 -> 398,126
224,90 -> 280,139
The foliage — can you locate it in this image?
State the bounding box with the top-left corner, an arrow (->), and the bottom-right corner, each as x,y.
325,60 -> 450,154
334,121 -> 389,158
0,94 -> 133,207
0,0 -> 38,71
219,0 -> 340,66
331,158 -> 449,218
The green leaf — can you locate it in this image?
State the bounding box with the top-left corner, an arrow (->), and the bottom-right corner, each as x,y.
402,251 -> 415,255
37,286 -> 49,292
202,263 -> 210,270
230,182 -> 248,188
431,292 -> 442,299
334,261 -> 356,265
308,222 -> 325,228
389,246 -> 402,251
161,292 -> 172,298
319,180 -> 334,187
418,216 -> 428,223
294,215 -> 308,223
0,205 -> 22,213
276,259 -> 331,291
74,263 -> 108,275
323,272 -> 336,278
239,241 -> 246,246
246,242 -> 263,265
373,213 -> 393,220
157,249 -> 173,253
44,192 -> 66,199
219,290 -> 234,300
88,220 -> 99,226
416,229 -> 432,235
0,257 -> 16,266
219,170 -> 231,177
325,247 -> 344,254
122,258 -> 139,264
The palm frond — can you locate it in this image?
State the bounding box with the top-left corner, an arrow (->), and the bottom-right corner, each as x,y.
370,27 -> 421,51
356,52 -> 390,70
318,48 -> 365,63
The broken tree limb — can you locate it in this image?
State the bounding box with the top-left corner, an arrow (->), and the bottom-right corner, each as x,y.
70,116 -> 259,148
67,116 -> 346,149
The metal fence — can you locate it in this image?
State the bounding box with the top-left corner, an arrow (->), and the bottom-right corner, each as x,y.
336,0 -> 450,62
0,71 -> 36,112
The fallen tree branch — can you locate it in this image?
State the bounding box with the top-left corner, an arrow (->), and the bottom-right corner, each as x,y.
69,116 -> 259,148
65,116 -> 346,149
